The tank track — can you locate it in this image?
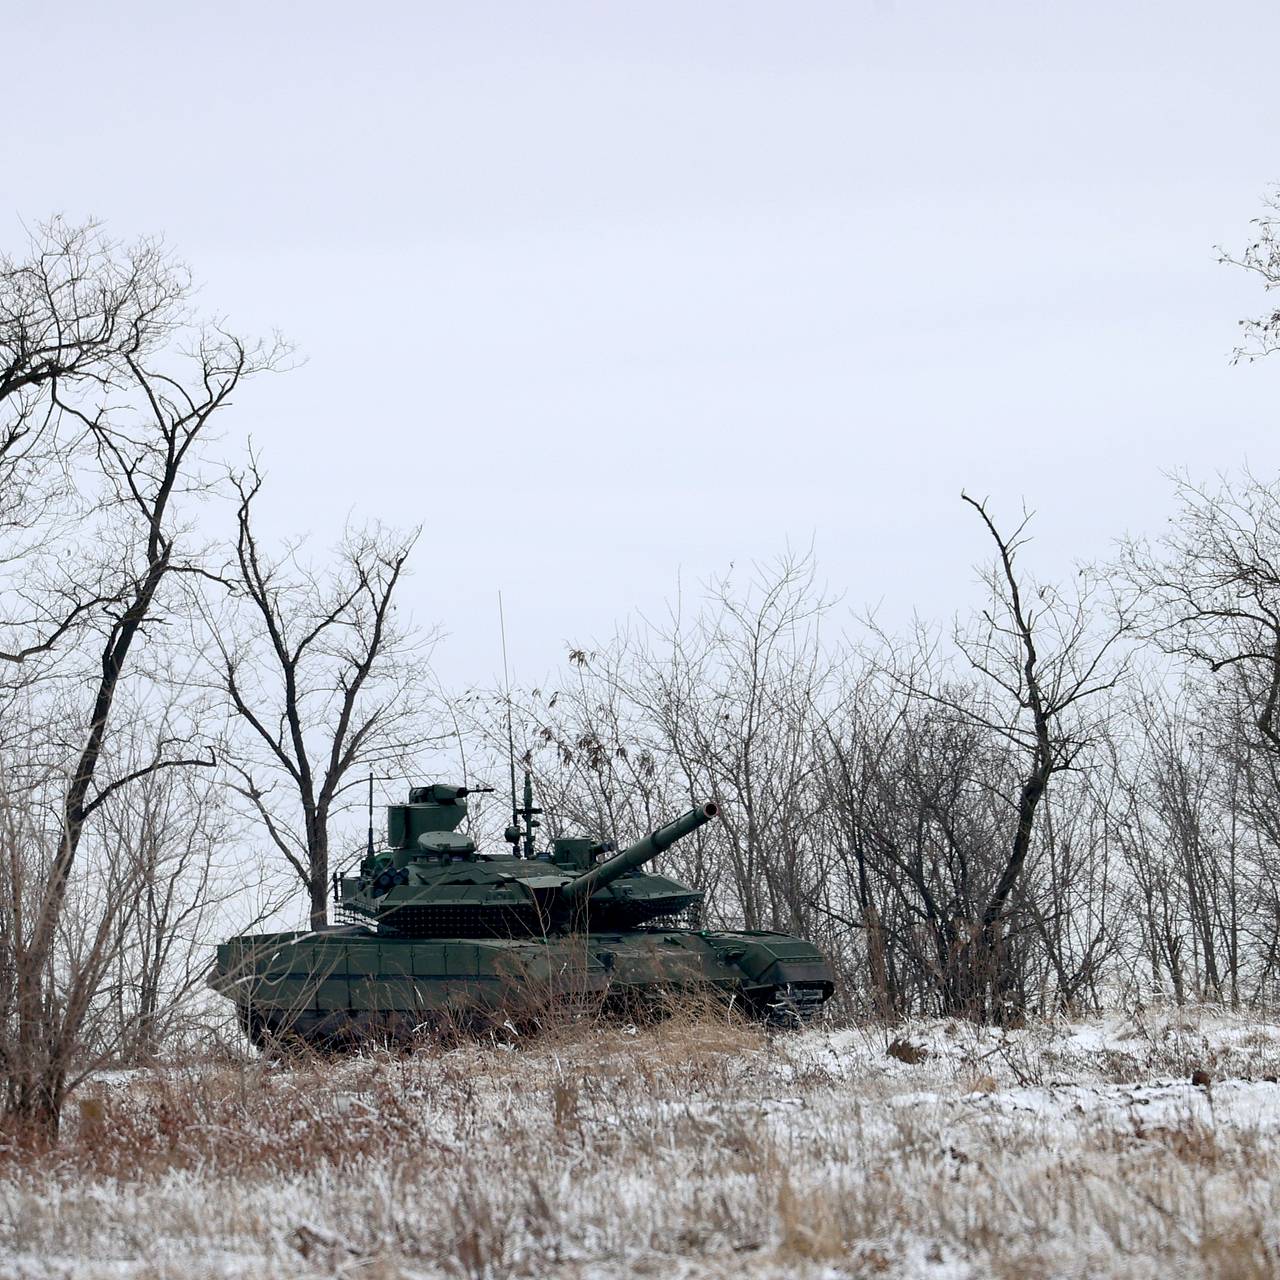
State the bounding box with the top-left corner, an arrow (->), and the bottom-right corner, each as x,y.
759,981 -> 829,1027
237,979 -> 831,1052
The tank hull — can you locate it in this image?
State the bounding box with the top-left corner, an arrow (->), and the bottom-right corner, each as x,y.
212,926 -> 834,1047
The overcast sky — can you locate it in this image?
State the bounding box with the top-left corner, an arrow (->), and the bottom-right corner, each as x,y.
4,0 -> 1278,695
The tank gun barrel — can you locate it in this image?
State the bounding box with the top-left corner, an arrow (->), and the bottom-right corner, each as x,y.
559,801 -> 718,904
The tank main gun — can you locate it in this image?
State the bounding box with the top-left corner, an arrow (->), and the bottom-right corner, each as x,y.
558,800 -> 719,905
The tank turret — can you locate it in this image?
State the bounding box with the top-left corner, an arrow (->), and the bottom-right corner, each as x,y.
340,787 -> 713,936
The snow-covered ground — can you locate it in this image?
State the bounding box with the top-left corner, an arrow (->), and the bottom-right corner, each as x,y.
2,1008 -> 1279,1279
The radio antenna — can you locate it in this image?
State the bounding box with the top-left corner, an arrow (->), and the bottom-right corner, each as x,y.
499,592 -> 519,843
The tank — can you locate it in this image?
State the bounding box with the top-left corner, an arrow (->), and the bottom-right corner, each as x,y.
212,778 -> 835,1047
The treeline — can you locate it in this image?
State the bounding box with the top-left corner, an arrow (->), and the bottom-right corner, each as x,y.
2,206 -> 1279,1140
489,482 -> 1280,1023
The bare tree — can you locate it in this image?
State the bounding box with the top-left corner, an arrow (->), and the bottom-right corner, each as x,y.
869,498 -> 1129,1018
0,220 -> 276,1139
95,699 -> 254,1060
0,219 -> 187,673
1109,680 -> 1246,1005
1113,472 -> 1280,1003
211,463 -> 432,928
1120,472 -> 1280,756
1017,754 -> 1124,1013
815,659 -> 1034,1017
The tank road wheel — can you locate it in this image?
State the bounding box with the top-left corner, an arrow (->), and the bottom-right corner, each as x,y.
758,983 -> 829,1029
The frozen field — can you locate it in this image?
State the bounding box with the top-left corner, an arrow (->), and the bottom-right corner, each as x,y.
2,1008 -> 1279,1279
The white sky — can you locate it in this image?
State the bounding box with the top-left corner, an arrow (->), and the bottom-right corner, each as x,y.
4,0 -> 1278,696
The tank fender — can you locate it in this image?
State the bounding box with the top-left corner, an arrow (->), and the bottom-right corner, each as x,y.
707,932 -> 833,989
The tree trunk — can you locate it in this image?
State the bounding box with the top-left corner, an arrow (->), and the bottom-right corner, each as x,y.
310,835 -> 329,929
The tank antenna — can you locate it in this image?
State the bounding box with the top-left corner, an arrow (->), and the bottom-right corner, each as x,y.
366,772 -> 375,860
499,592 -> 520,853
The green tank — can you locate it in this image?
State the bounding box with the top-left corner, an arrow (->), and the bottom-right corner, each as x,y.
212,779 -> 835,1047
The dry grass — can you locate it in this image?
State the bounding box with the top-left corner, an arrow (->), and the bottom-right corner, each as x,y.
1,1008 -> 1279,1278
